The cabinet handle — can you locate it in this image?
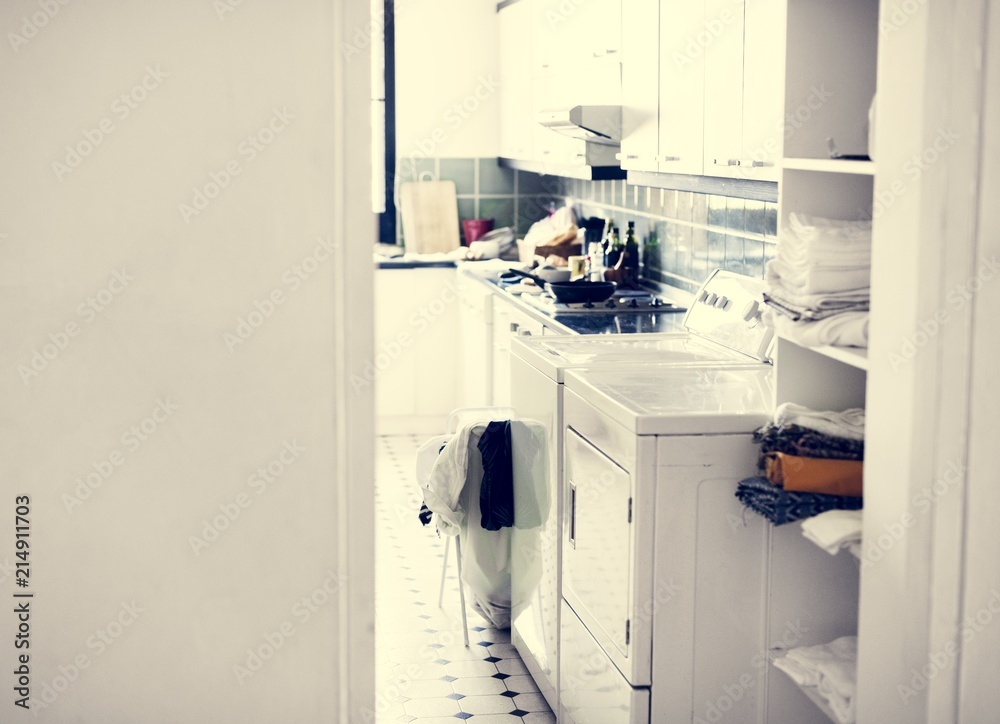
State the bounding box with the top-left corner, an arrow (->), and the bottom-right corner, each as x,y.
568,482 -> 577,549
592,49 -> 618,57
518,329 -> 533,337
750,160 -> 774,168
713,158 -> 741,166
659,155 -> 681,162
510,322 -> 519,333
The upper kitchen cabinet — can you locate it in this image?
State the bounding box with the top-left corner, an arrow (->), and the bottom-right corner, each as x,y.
499,0 -> 534,160
740,0 -> 786,181
531,0 -> 621,71
702,0 -> 745,179
657,0 -> 707,176
782,0 -> 878,162
702,0 -> 786,182
498,0 -> 623,174
618,0 -> 660,173
529,0 -> 623,168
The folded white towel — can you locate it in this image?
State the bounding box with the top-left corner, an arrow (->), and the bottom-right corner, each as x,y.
768,308 -> 869,349
774,402 -> 865,440
773,636 -> 858,724
765,262 -> 871,308
801,510 -> 864,555
768,257 -> 871,296
786,213 -> 872,249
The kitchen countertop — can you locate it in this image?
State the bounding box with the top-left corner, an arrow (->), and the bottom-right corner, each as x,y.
459,262 -> 692,336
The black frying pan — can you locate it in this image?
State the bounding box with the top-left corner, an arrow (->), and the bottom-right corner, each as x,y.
507,268 -> 616,304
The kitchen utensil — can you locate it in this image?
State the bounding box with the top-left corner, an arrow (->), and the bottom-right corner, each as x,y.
399,180 -> 461,253
506,268 -> 616,304
461,218 -> 495,245
533,265 -> 572,283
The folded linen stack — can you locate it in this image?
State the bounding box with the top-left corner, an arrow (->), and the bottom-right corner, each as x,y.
735,403 -> 865,525
763,212 -> 872,348
773,636 -> 858,724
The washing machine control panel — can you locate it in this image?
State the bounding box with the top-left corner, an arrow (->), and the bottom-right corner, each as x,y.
683,270 -> 773,361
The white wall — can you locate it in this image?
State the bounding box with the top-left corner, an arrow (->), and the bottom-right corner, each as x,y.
0,0 -> 373,721
394,0 -> 501,160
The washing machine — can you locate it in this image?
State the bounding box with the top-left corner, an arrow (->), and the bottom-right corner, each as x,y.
559,363 -> 776,724
509,270 -> 774,717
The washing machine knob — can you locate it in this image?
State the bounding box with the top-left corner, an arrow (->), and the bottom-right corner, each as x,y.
742,300 -> 760,321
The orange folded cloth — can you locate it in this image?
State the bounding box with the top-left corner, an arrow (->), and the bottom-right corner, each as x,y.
765,452 -> 863,498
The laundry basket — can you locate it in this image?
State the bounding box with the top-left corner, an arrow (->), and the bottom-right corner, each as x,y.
415,407 -> 516,645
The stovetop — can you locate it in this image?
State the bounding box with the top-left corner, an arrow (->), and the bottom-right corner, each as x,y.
520,290 -> 686,315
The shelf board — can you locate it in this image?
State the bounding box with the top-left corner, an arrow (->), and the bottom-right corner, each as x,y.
771,661 -> 842,724
783,158 -> 876,176
778,335 -> 869,371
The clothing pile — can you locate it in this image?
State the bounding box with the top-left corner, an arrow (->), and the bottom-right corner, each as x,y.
415,419 -> 547,629
773,635 -> 858,724
763,212 -> 871,348
735,403 -> 864,525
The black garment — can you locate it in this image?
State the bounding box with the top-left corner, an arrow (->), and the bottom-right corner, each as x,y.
735,476 -> 863,526
417,503 -> 433,526
478,420 -> 514,531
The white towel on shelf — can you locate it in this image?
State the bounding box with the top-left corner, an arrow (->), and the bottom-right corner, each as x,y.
801,510 -> 864,555
773,636 -> 858,724
768,257 -> 871,296
768,308 -> 870,348
774,402 -> 866,440
765,262 -> 871,308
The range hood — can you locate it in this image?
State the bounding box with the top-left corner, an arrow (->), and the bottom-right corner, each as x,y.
537,106 -> 622,146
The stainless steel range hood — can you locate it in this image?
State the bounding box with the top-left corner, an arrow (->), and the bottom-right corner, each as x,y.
537,106 -> 622,146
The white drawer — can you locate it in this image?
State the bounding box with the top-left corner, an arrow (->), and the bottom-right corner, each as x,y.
560,600 -> 649,724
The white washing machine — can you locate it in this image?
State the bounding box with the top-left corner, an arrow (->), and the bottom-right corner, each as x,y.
559,363 -> 776,724
509,270 -> 774,717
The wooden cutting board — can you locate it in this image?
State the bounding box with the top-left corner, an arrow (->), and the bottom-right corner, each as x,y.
399,180 -> 461,254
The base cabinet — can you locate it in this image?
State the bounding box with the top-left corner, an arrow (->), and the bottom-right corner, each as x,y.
374,267 -> 460,433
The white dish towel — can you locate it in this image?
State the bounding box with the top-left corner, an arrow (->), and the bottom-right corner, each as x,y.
801,510 -> 863,555
773,635 -> 858,724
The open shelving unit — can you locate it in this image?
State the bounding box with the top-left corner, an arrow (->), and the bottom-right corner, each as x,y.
764,0 -> 880,722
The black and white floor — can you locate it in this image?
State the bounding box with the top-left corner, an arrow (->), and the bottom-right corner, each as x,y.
375,435 -> 555,724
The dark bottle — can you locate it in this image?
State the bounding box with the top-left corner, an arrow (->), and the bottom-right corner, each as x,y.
624,221 -> 639,269
605,226 -> 622,268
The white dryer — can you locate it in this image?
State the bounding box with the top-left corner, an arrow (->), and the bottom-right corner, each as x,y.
559,364 -> 777,724
509,270 -> 774,717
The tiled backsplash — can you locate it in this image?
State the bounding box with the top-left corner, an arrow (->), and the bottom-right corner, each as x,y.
395,157 -> 563,245
402,158 -> 777,295
562,177 -> 778,295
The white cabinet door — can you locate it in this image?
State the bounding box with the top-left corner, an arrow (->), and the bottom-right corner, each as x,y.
491,296 -> 514,407
535,0 -> 621,66
740,0 -> 786,181
457,274 -> 492,409
702,0 -> 745,178
374,268 -> 460,432
620,0 -> 660,172
500,1 -> 534,160
658,0 -> 707,176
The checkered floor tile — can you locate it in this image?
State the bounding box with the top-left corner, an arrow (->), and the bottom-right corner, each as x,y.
375,435 -> 555,724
